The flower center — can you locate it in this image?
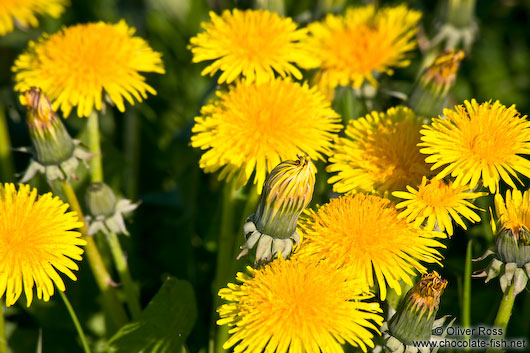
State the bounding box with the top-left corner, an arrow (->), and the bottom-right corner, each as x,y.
416,180 -> 459,207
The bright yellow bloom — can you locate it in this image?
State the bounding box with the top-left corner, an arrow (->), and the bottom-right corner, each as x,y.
328,106 -> 431,194
393,177 -> 486,236
0,183 -> 85,306
12,20 -> 165,117
191,78 -> 341,191
296,193 -> 445,300
420,100 -> 530,193
218,257 -> 383,353
493,189 -> 530,242
189,9 -> 315,85
306,5 -> 421,93
0,0 -> 66,36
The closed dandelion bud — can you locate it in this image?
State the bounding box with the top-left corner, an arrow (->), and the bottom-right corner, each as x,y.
85,182 -> 139,236
387,272 -> 448,346
23,88 -> 74,165
409,50 -> 464,118
475,190 -> 530,295
238,155 -> 316,263
431,0 -> 477,51
19,88 -> 91,182
86,182 -> 117,217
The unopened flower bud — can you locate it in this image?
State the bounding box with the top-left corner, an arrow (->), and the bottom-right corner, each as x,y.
388,272 -> 448,344
22,87 -> 74,165
19,88 -> 91,182
409,50 -> 464,118
238,155 -> 316,263
85,182 -> 117,217
84,182 -> 139,236
431,0 -> 477,51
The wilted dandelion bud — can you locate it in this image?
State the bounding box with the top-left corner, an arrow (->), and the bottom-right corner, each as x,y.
85,182 -> 139,236
383,272 -> 450,353
474,190 -> 530,296
409,50 -> 464,118
238,155 -> 316,263
19,87 -> 90,182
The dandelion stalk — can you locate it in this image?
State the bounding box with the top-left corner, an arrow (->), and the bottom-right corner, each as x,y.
107,231 -> 142,319
87,111 -> 103,183
59,291 -> 92,353
485,283 -> 516,353
462,239 -> 473,346
124,111 -> 140,200
0,300 -> 7,353
60,180 -> 128,328
210,181 -> 238,353
0,105 -> 14,182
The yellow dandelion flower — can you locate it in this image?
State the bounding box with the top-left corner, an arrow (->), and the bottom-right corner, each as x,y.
296,193 -> 445,300
420,99 -> 530,193
392,177 -> 486,236
12,20 -> 165,118
306,5 -> 421,93
490,190 -> 530,268
493,189 -> 530,241
217,257 -> 383,353
327,106 -> 431,194
0,0 -> 67,36
0,183 -> 85,307
189,9 -> 315,85
191,78 -> 342,191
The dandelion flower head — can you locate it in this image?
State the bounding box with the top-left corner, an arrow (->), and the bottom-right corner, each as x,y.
189,9 -> 316,85
218,256 -> 383,353
327,106 -> 431,194
191,78 -> 341,191
296,193 -> 445,299
0,0 -> 67,36
306,5 -> 421,93
0,183 -> 85,306
12,20 -> 165,117
420,99 -> 530,193
393,176 -> 486,236
493,189 -> 530,243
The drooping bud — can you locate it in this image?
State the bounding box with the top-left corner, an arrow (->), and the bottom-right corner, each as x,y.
388,272 -> 447,345
409,50 -> 464,118
474,190 -> 530,295
19,87 -> 90,182
85,182 -> 139,236
238,155 -> 316,263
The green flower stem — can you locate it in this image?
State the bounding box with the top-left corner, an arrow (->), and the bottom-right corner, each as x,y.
212,181 -> 238,303
0,105 -> 14,182
485,283 -> 516,353
87,111 -> 104,183
59,291 -> 92,353
60,180 -> 128,329
210,181 -> 239,353
0,300 -> 7,353
124,111 -> 140,200
107,231 -> 142,319
212,186 -> 260,353
462,240 -> 472,347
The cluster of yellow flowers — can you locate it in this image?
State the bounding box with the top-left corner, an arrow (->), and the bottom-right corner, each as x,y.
189,5 -> 530,353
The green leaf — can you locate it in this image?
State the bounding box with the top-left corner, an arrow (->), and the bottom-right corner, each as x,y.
107,277 -> 197,353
